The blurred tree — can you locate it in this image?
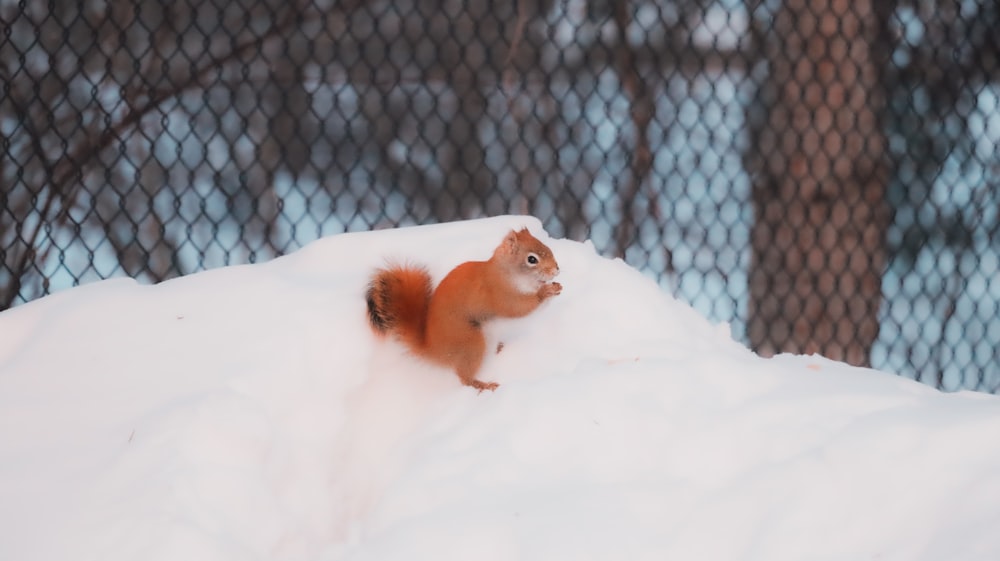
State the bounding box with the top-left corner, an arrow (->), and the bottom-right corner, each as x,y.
879,0 -> 1000,387
744,0 -> 891,366
0,0 -> 311,309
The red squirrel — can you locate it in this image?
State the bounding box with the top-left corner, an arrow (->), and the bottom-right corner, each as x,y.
366,228 -> 562,391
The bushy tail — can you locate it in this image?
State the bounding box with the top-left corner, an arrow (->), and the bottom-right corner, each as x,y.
366,264 -> 433,350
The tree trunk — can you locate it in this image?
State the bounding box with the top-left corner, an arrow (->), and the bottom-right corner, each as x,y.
745,0 -> 890,366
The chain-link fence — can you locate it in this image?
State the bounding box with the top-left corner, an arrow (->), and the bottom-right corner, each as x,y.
2,0 -> 999,391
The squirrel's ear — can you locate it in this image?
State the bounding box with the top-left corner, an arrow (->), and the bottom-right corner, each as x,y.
501,229 -> 519,252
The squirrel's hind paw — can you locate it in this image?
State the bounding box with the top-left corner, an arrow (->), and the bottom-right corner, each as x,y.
468,379 -> 499,393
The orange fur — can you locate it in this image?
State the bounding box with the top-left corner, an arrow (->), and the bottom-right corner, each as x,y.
366,228 -> 561,391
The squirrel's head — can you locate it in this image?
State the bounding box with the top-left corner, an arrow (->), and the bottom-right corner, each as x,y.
496,228 -> 560,288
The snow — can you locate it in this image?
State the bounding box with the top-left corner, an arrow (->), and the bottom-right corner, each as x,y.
2,215 -> 1000,561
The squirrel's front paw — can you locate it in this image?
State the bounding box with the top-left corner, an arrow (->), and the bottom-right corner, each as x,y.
542,282 -> 562,297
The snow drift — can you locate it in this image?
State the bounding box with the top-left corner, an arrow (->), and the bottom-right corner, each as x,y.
1,216 -> 999,561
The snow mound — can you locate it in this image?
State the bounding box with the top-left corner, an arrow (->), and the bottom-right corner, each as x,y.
1,216 -> 999,561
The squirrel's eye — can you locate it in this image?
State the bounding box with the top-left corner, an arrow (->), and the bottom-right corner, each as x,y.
527,253 -> 539,265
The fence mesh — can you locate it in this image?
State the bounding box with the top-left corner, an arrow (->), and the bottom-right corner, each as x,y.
2,0 -> 999,391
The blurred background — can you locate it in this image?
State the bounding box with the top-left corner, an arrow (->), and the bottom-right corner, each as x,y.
2,0 -> 998,391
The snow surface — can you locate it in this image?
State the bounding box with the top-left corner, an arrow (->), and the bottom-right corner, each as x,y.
2,215 -> 1000,561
